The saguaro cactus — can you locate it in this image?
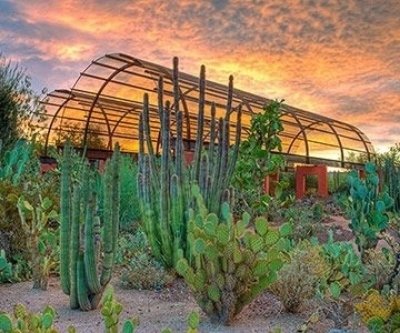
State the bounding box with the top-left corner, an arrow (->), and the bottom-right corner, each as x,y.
59,143 -> 120,311
138,58 -> 242,269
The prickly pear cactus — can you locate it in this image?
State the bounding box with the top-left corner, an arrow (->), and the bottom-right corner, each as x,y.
348,162 -> 393,260
17,196 -> 58,290
101,290 -> 139,333
176,185 -> 290,325
0,303 -> 58,333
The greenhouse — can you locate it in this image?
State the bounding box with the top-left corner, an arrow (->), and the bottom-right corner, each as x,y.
39,53 -> 374,169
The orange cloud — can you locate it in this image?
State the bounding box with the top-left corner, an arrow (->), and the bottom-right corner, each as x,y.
1,0 -> 399,152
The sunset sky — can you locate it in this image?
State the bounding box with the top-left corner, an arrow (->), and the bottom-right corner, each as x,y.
0,0 -> 399,152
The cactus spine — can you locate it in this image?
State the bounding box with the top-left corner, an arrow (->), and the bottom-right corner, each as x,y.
59,142 -> 120,311
138,58 -> 241,269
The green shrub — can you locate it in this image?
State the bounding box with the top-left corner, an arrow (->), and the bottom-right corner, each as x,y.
176,185 -> 290,325
269,241 -> 329,313
283,204 -> 323,242
364,247 -> 395,290
0,54 -> 44,147
233,101 -> 284,216
117,231 -> 173,291
119,156 -> 140,231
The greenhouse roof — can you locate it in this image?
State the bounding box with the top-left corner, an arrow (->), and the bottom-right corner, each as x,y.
39,53 -> 374,167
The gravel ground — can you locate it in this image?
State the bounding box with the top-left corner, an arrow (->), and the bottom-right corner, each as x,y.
0,278 -> 307,333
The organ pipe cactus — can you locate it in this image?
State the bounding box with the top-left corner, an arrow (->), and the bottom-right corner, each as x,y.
176,185 -> 291,325
59,142 -> 120,311
138,58 -> 242,268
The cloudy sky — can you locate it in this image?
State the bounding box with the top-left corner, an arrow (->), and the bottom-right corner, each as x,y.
0,0 -> 399,152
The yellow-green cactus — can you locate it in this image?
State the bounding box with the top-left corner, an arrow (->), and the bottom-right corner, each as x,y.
176,185 -> 289,325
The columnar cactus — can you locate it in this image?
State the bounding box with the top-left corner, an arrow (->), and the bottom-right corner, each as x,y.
59,142 -> 120,311
176,185 -> 290,325
138,58 -> 242,269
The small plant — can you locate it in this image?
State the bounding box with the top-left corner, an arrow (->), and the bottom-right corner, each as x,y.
17,196 -> 58,290
347,162 -> 393,260
269,241 -> 329,313
116,231 -> 173,291
176,185 -> 290,325
284,205 -> 322,242
0,303 -> 59,333
119,252 -> 173,291
364,247 -> 395,290
233,100 -> 285,216
0,249 -> 13,283
355,290 -> 400,332
101,290 -> 139,333
319,232 -> 366,299
59,143 -> 121,311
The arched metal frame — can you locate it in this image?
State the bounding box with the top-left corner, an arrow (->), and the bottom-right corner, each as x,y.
38,53 -> 374,168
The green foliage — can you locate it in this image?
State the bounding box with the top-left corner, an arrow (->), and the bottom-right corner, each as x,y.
59,142 -> 121,311
283,203 -> 324,243
118,156 -> 140,230
329,171 -> 350,194
0,55 -> 44,147
348,163 -> 393,259
0,140 -> 59,282
0,249 -> 14,283
270,241 -> 329,313
233,100 -> 285,215
17,196 -> 58,290
138,59 -> 241,269
53,121 -> 106,150
364,247 -> 396,291
0,140 -> 38,186
117,231 -> 173,290
379,144 -> 400,213
0,303 -> 58,333
101,290 -> 139,333
319,232 -> 366,299
176,185 -> 289,325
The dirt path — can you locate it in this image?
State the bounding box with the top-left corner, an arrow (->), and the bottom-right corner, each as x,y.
0,278 -> 308,332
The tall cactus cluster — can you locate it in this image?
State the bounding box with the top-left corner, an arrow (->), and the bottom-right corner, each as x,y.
59,142 -> 121,311
381,152 -> 400,212
176,185 -> 291,325
348,162 -> 393,260
138,57 -> 242,268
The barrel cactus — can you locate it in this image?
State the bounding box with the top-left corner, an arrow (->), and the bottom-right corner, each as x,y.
176,185 -> 290,325
59,142 -> 121,311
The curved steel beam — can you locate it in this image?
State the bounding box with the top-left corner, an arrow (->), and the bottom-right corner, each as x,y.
82,58 -> 141,149
43,90 -> 76,154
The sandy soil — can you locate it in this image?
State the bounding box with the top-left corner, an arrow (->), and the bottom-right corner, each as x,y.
0,278 -> 310,333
